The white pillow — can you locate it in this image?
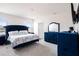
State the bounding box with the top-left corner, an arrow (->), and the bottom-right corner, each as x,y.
19,30 -> 28,35
9,31 -> 19,36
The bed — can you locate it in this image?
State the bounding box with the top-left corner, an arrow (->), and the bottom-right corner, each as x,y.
4,25 -> 39,49
0,32 -> 6,45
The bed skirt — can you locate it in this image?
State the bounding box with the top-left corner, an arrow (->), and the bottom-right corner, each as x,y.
13,39 -> 39,49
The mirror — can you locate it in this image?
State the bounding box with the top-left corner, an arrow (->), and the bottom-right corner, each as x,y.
48,22 -> 60,32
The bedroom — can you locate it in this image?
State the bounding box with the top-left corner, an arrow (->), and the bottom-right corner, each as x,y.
0,3 -> 78,56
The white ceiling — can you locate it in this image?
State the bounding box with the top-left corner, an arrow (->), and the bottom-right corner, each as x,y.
0,3 -> 71,20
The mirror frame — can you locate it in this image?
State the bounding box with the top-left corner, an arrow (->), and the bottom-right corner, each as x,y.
48,22 -> 60,32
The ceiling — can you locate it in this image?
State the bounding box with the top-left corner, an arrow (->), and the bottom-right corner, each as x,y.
0,3 -> 71,20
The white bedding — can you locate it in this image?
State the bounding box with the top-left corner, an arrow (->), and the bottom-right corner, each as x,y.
8,34 -> 39,47
0,32 -> 5,36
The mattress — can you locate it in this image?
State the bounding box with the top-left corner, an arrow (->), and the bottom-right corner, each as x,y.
8,34 -> 39,47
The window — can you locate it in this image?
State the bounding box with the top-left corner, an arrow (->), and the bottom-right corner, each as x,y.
0,16 -> 7,26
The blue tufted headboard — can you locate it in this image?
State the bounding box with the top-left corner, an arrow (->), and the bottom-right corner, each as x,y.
4,25 -> 29,40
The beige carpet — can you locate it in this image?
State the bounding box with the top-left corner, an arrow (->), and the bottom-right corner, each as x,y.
0,40 -> 57,56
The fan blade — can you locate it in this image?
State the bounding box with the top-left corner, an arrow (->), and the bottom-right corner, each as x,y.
77,3 -> 79,23
71,3 -> 77,24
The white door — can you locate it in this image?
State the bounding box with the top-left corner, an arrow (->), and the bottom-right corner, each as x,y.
38,23 -> 44,39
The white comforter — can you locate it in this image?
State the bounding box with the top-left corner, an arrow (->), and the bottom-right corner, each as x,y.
0,32 -> 5,36
8,34 -> 39,47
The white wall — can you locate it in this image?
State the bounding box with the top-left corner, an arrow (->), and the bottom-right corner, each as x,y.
0,12 -> 34,32
73,3 -> 79,32
43,13 -> 73,32
73,3 -> 78,12
0,4 -> 74,39
34,3 -> 73,39
74,23 -> 79,32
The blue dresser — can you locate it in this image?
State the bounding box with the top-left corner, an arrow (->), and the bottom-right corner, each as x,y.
44,32 -> 58,44
58,32 -> 78,56
44,32 -> 78,56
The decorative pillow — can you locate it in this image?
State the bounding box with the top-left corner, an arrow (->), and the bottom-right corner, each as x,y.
8,31 -> 19,36
19,30 -> 28,35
